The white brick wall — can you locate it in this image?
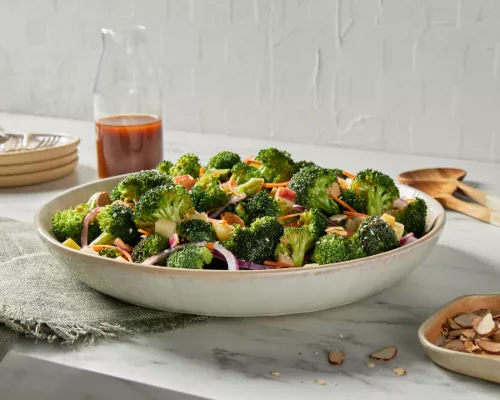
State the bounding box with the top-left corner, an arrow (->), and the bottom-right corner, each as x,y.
0,0 -> 499,161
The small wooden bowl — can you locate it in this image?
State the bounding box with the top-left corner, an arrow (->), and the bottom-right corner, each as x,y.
418,294 -> 500,384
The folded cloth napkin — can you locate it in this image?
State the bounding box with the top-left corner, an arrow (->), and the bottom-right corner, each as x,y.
0,217 -> 209,362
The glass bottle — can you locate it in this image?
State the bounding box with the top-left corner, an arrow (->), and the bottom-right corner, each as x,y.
93,26 -> 163,179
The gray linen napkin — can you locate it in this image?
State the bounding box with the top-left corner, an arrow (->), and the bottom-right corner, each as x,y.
0,217 -> 209,362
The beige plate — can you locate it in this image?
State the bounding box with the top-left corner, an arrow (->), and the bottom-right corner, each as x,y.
418,294 -> 500,384
0,132 -> 80,166
0,150 -> 77,176
0,158 -> 78,188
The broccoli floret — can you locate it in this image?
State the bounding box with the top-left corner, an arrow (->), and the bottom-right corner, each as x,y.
230,162 -> 262,185
207,151 -> 241,170
311,235 -> 364,265
299,208 -> 328,238
353,169 -> 399,216
157,160 -> 174,175
355,216 -> 399,256
190,184 -> 229,213
196,172 -> 221,189
52,203 -> 101,245
170,153 -> 201,178
167,245 -> 213,269
245,191 -> 282,223
234,177 -> 265,196
289,167 -> 340,216
131,233 -> 170,264
294,160 -> 317,172
340,189 -> 367,214
92,203 -> 137,245
391,198 -> 427,238
211,169 -> 231,181
255,148 -> 295,183
134,185 -> 193,230
225,216 -> 283,264
178,220 -> 217,243
275,227 -> 316,267
110,170 -> 173,203
99,248 -> 121,259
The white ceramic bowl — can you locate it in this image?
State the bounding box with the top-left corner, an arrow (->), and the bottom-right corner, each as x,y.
35,175 -> 445,317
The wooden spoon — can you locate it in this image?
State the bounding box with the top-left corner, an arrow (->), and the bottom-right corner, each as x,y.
407,181 -> 500,226
398,168 -> 500,213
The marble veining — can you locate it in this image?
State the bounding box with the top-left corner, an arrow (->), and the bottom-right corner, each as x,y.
0,113 -> 500,399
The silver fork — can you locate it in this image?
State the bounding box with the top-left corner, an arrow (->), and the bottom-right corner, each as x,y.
4,134 -> 61,152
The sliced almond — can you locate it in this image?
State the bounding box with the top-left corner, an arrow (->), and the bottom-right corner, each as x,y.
327,350 -> 345,365
369,346 -> 397,361
443,340 -> 466,352
464,341 -> 479,352
448,318 -> 462,330
492,313 -> 500,320
366,362 -> 375,368
461,329 -> 476,340
392,367 -> 407,376
454,313 -> 478,328
448,329 -> 467,338
491,333 -> 500,342
475,338 -> 500,354
441,329 -> 449,337
473,313 -> 496,337
474,308 -> 491,317
314,379 -> 326,385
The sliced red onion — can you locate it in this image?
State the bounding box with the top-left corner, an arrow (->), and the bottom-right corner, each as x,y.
393,198 -> 408,210
237,260 -> 276,270
212,243 -> 238,271
114,238 -> 133,252
169,233 -> 179,248
291,204 -> 307,213
81,207 -> 103,248
400,233 -> 417,247
209,194 -> 246,219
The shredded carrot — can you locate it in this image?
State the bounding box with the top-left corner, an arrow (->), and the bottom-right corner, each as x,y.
277,213 -> 301,221
88,245 -> 116,252
199,167 -> 205,176
328,193 -> 356,213
116,247 -> 133,262
354,181 -> 359,196
204,242 -> 215,250
227,175 -> 240,196
264,260 -> 294,268
342,170 -> 356,179
343,211 -> 369,218
263,181 -> 290,188
248,159 -> 262,166
243,154 -> 254,163
138,229 -> 152,236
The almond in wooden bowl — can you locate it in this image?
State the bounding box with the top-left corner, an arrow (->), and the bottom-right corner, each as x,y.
418,294 -> 500,384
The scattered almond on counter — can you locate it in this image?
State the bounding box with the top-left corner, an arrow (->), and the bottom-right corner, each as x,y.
271,372 -> 280,377
366,362 -> 375,368
327,350 -> 345,365
369,346 -> 398,361
438,309 -> 500,355
392,367 -> 407,376
314,379 -> 326,385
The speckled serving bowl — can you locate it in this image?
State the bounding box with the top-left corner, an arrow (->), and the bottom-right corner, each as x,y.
35,175 -> 446,317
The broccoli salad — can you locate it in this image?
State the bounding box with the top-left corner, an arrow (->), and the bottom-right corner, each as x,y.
51,148 -> 428,270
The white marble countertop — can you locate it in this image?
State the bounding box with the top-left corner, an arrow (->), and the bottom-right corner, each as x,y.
1,113 -> 500,400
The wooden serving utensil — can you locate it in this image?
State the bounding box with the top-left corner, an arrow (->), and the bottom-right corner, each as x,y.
398,168 -> 500,213
407,181 -> 500,226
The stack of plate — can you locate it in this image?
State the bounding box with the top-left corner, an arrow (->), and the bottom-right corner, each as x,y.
0,133 -> 80,187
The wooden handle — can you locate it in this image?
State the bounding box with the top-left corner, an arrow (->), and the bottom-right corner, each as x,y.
455,181 -> 487,206
437,195 -> 500,226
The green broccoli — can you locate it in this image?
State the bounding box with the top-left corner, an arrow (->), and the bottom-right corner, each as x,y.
355,216 -> 399,256
294,160 -> 317,172
311,235 -> 364,265
131,233 -> 170,264
391,197 -> 427,238
91,203 -> 137,245
207,151 -> 241,170
274,227 -> 316,267
190,174 -> 230,213
156,160 -> 174,175
288,167 -> 340,216
234,177 -> 265,196
245,191 -> 282,223
340,189 -> 367,213
210,169 -> 231,182
52,203 -> 101,245
225,216 -> 283,264
230,162 -> 262,185
170,153 -> 201,178
255,148 -> 295,183
167,245 -> 213,269
353,169 -> 399,216
299,208 -> 328,238
177,219 -> 217,243
99,248 -> 121,259
134,184 -> 193,230
110,170 -> 173,203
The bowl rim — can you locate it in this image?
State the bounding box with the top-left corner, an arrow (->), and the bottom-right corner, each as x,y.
417,293 -> 500,361
35,173 -> 446,277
